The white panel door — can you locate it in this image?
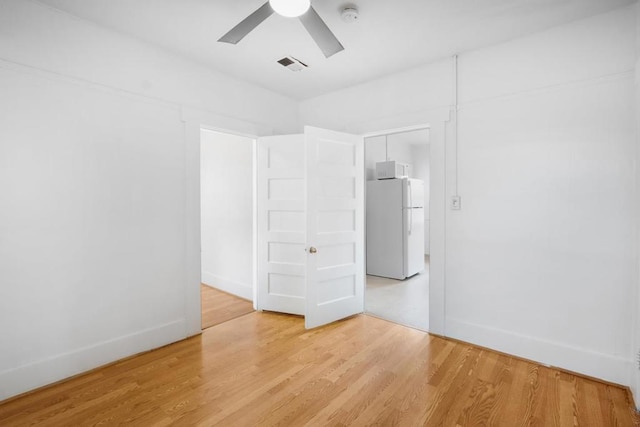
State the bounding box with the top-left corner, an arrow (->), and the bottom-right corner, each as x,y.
256,135 -> 306,315
304,126 -> 364,329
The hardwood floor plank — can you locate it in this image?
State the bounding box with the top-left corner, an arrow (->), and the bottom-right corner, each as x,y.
1,312 -> 637,426
608,386 -> 637,426
200,284 -> 253,329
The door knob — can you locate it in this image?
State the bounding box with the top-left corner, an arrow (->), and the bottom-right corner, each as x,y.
309,246 -> 317,254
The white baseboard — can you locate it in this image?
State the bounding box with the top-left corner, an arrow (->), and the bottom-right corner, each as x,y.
202,272 -> 253,301
0,319 -> 186,402
446,318 -> 632,387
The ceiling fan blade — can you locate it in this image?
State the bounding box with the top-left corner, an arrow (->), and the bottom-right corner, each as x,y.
299,6 -> 344,58
218,2 -> 274,44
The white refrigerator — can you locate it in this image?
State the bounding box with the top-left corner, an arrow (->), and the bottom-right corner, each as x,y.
366,178 -> 425,280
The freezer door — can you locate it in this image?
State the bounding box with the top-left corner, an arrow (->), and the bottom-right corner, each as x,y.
403,206 -> 425,277
402,178 -> 424,208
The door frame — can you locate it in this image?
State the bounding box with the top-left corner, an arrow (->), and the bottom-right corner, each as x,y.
183,108 -> 445,337
336,108 -> 449,337
362,124 -> 431,330
182,107 -> 267,335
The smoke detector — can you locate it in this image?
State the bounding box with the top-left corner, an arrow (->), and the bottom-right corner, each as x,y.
341,6 -> 359,23
277,56 -> 309,72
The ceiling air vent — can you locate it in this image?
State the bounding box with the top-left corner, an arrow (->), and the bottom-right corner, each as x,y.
277,56 -> 308,72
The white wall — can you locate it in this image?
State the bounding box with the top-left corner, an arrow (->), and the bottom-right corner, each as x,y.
364,136 -> 415,180
0,0 -> 297,401
301,5 -> 637,390
200,130 -> 253,300
364,136 -> 386,181
0,0 -> 298,135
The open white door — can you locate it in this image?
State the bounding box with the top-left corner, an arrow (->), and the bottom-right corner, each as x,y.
256,135 -> 306,315
304,126 -> 364,329
256,128 -> 364,328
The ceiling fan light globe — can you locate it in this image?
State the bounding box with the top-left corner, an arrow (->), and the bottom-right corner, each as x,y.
269,0 -> 310,18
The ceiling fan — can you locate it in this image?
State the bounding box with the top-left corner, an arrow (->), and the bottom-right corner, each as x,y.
218,0 -> 344,58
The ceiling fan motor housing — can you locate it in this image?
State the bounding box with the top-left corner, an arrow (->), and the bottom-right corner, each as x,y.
218,1 -> 345,58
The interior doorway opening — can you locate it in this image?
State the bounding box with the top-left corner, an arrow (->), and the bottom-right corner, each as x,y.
364,128 -> 431,331
199,128 -> 255,329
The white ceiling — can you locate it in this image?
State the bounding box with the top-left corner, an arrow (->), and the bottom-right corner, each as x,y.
36,0 -> 635,100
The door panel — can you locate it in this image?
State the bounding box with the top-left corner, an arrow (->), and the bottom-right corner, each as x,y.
305,126 -> 364,329
257,135 -> 305,315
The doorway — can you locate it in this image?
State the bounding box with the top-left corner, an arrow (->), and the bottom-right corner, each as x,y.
364,128 -> 430,331
200,128 -> 255,328
197,126 -> 430,331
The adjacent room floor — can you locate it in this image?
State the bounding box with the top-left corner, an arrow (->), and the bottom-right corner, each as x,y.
201,284 -> 254,329
365,256 -> 429,331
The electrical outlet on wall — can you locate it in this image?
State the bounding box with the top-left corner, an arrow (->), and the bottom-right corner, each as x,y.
451,195 -> 461,210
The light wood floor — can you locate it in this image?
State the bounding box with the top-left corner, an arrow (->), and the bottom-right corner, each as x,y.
0,312 -> 637,426
201,284 -> 254,329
